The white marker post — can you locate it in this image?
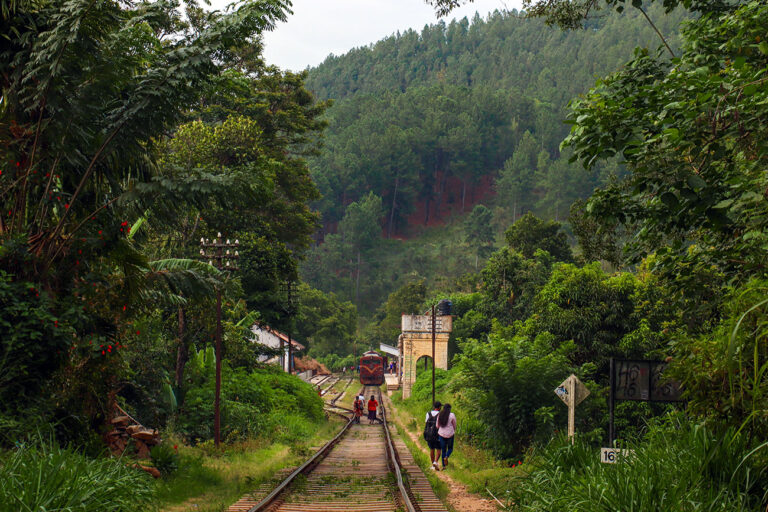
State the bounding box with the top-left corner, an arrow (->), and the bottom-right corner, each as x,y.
554,374 -> 590,443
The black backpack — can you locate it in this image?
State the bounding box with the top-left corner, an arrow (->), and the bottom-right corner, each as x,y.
423,412 -> 439,443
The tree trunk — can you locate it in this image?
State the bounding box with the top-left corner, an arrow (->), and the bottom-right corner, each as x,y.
461,179 -> 466,213
513,194 -> 518,222
174,307 -> 188,388
355,250 -> 361,305
388,175 -> 399,239
424,196 -> 431,225
433,169 -> 450,220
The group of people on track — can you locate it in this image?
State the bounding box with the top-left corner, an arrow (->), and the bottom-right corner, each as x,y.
353,394 -> 379,424
424,401 -> 456,471
349,393 -> 457,471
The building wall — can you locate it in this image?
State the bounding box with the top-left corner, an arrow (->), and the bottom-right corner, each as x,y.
251,325 -> 290,372
400,315 -> 452,399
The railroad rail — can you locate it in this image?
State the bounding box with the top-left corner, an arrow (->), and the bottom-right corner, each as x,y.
228,384 -> 434,512
326,376 -> 353,411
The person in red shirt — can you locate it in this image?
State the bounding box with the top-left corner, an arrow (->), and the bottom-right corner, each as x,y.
367,394 -> 379,424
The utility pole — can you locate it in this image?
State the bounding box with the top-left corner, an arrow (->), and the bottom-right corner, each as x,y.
432,304 -> 436,406
199,233 -> 239,448
281,280 -> 297,374
287,281 -> 294,373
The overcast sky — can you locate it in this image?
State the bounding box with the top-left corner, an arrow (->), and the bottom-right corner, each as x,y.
247,0 -> 521,71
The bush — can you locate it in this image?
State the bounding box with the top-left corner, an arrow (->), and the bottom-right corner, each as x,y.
512,415 -> 768,511
451,331 -> 572,457
0,271 -> 73,411
410,367 -> 451,402
0,442 -> 154,511
178,353 -> 323,443
150,443 -> 180,476
671,279 -> 768,437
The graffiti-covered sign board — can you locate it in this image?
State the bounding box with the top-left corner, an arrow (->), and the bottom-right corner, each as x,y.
401,314 -> 452,333
613,359 -> 683,402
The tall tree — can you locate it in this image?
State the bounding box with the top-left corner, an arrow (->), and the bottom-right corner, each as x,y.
464,204 -> 495,269
338,193 -> 384,304
563,1 -> 768,296
505,213 -> 573,262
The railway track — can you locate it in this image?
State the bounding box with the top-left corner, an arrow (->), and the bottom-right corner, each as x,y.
228,384 -> 445,512
325,376 -> 353,411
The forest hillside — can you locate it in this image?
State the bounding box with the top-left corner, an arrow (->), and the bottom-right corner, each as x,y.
301,5 -> 686,316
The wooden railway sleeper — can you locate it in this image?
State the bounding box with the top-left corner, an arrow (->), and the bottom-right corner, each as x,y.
245,385 -> 419,512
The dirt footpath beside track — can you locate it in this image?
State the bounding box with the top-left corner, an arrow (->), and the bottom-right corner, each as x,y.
382,394 -> 499,512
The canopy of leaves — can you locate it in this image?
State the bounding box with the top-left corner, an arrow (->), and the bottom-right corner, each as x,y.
564,1 -> 768,298
505,212 -> 573,262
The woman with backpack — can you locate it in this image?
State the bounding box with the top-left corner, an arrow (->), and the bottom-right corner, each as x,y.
437,403 -> 456,469
424,401 -> 442,470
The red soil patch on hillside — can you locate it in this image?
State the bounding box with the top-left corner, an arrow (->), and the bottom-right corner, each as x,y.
405,171 -> 496,230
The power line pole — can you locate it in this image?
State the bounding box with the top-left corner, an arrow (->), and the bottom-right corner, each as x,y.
199,233 -> 239,448
432,304 -> 436,406
287,282 -> 294,373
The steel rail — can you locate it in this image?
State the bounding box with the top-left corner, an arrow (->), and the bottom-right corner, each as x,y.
378,387 -> 418,512
246,383 -> 417,512
328,376 -> 353,407
246,408 -> 354,512
313,374 -> 332,390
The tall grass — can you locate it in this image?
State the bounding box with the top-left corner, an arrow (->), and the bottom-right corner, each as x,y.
512,415 -> 768,511
0,442 -> 154,512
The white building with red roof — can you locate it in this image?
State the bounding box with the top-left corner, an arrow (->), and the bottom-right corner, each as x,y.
250,323 -> 305,372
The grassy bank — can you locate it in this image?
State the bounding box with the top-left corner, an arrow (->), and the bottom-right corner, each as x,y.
157,416 -> 344,512
388,384 -> 518,501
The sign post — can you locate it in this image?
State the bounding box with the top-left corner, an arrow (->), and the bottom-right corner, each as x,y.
554,374 -> 590,443
605,358 -> 683,461
609,357 -> 615,447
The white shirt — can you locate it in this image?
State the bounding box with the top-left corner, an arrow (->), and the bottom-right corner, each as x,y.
425,410 -> 439,422
437,412 -> 457,438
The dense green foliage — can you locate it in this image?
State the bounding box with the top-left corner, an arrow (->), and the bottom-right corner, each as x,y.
386,2 -> 768,509
0,442 -> 154,512
0,1 -> 342,508
178,348 -> 323,443
306,5 -> 684,224
3,0 -> 768,509
512,418 -> 768,511
294,283 -> 358,356
567,1 -> 768,305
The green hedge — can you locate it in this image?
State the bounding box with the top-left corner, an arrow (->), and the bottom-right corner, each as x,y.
179,357 -> 324,443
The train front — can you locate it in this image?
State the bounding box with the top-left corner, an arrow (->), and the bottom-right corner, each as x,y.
359,351 -> 384,385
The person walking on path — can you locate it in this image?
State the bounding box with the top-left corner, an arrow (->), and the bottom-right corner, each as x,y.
367,394 -> 379,424
424,401 -> 442,471
437,403 -> 456,469
353,396 -> 363,424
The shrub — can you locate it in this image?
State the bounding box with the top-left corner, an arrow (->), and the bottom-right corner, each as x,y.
150,443 -> 180,476
178,354 -> 323,443
410,367 -> 451,402
512,415 -> 768,511
671,279 -> 768,437
0,442 -> 154,511
451,331 -> 572,457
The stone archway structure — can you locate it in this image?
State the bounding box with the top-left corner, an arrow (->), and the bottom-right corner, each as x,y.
398,314 -> 452,399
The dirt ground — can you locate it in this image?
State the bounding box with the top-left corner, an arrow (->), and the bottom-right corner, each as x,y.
384,395 -> 500,512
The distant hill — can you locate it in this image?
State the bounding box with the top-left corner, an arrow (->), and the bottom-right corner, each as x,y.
301,6 -> 686,314
305,6 -> 684,234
